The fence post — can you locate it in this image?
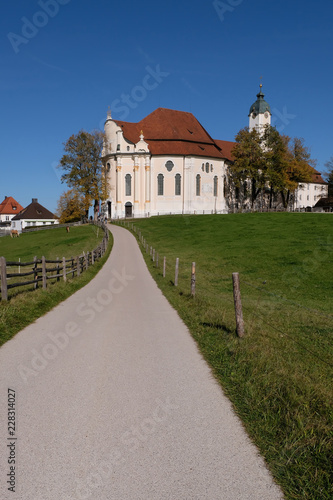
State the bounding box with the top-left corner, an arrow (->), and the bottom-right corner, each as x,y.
91,250 -> 95,265
232,272 -> 245,338
156,252 -> 159,268
0,257 -> 8,301
163,257 -> 166,278
34,256 -> 38,289
76,256 -> 80,276
153,249 -> 155,262
175,258 -> 179,286
42,256 -> 47,289
85,252 -> 89,270
72,257 -> 75,278
150,246 -> 152,257
63,257 -> 67,282
56,257 -> 60,282
191,262 -> 196,297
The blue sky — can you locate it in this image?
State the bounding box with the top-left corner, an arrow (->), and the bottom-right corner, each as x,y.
1,0 -> 332,213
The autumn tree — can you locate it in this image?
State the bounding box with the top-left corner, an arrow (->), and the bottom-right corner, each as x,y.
58,130 -> 108,220
264,129 -> 314,207
56,189 -> 86,223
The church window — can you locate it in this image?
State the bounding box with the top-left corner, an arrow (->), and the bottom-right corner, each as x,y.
158,174 -> 164,195
125,174 -> 132,196
211,164 -> 213,172
165,160 -> 174,172
205,162 -> 209,173
196,174 -> 201,196
127,146 -> 130,151
107,163 -> 111,172
175,174 -> 181,196
214,176 -> 218,197
202,164 -> 204,171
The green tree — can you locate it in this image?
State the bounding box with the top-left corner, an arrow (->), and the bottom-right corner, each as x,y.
56,189 -> 86,223
58,130 -> 108,220
231,127 -> 267,206
231,126 -> 314,209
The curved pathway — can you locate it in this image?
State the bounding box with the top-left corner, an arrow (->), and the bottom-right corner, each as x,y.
0,224 -> 283,499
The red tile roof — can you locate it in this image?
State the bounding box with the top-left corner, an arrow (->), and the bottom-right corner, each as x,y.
214,140 -> 236,162
114,108 -> 233,160
310,168 -> 327,185
0,196 -> 23,215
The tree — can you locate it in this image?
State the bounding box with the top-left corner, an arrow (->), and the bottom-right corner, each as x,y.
56,189 -> 86,223
58,130 -> 108,220
324,156 -> 333,196
264,130 -> 314,208
230,126 -> 315,210
230,127 -> 267,207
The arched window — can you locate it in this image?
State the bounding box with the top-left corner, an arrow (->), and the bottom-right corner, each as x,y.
205,162 -> 209,173
125,174 -> 132,196
165,160 -> 174,172
202,163 -> 204,172
175,174 -> 181,195
157,174 -> 164,196
196,174 -> 201,196
106,163 -> 111,172
214,176 -> 218,197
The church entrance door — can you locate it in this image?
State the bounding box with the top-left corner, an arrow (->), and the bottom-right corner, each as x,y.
125,202 -> 133,218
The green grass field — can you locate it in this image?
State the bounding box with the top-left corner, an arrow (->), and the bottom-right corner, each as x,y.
0,224 -> 104,262
0,224 -> 112,346
124,213 -> 333,500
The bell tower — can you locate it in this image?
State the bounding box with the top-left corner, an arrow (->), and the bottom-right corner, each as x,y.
249,83 -> 271,134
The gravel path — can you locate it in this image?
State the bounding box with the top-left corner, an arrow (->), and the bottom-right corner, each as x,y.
0,224 -> 284,499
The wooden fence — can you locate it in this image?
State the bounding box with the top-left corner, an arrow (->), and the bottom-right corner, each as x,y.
0,223 -> 109,301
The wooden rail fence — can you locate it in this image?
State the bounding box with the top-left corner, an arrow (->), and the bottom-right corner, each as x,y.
0,223 -> 109,301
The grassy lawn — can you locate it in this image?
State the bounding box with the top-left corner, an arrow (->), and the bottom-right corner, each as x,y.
0,224 -> 105,262
0,224 -> 112,346
123,213 -> 333,500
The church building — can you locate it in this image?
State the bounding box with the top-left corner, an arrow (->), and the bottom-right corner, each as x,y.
102,87 -> 327,217
102,108 -> 234,218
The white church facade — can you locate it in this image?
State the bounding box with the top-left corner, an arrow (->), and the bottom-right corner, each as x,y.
102,87 -> 327,218
101,107 -> 234,218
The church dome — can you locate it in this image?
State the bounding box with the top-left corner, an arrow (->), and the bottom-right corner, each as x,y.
249,84 -> 271,116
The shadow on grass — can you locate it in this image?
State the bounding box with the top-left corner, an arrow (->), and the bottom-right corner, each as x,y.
200,321 -> 233,334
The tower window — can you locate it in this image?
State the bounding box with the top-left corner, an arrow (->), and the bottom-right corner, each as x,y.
205,162 -> 209,173
125,174 -> 132,196
196,174 -> 201,196
175,174 -> 181,196
158,174 -> 164,196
